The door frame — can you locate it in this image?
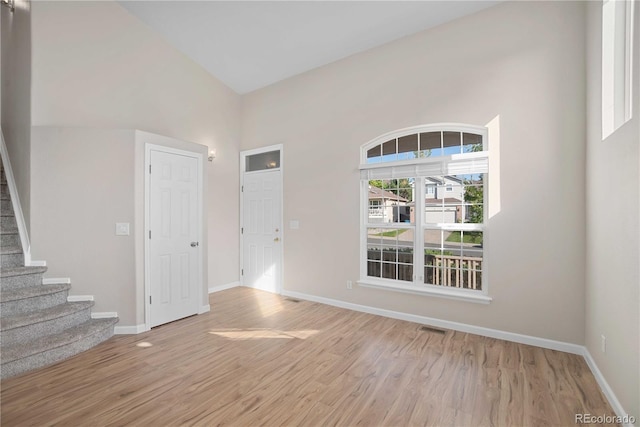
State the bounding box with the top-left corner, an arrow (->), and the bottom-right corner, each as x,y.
144,143 -> 204,330
239,144 -> 284,294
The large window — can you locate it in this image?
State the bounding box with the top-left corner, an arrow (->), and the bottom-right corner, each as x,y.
359,124 -> 490,303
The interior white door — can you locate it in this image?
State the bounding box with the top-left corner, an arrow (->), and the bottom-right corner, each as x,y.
149,149 -> 200,327
242,170 -> 282,293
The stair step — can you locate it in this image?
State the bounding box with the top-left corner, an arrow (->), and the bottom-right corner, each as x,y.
1,301 -> 94,346
0,200 -> 13,215
0,246 -> 21,255
1,250 -> 24,268
0,317 -> 118,379
0,231 -> 20,247
1,283 -> 71,317
0,266 -> 47,289
1,184 -> 8,197
1,214 -> 17,230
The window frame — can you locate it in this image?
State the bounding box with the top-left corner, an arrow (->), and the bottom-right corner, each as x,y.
602,0 -> 634,139
358,123 -> 492,304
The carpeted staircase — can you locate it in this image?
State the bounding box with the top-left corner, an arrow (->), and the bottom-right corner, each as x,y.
0,157 -> 118,379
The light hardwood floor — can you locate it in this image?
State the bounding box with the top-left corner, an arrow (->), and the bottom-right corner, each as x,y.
1,287 -> 616,426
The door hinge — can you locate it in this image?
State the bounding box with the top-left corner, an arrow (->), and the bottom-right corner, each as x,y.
149,295 -> 152,304
241,185 -> 244,192
149,230 -> 151,239
149,164 -> 152,174
241,269 -> 244,276
241,227 -> 243,234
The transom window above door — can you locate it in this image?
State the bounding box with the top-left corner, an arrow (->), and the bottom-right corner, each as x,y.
358,124 -> 491,304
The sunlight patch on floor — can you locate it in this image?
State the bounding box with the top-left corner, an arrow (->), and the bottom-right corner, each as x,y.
208,328 -> 319,341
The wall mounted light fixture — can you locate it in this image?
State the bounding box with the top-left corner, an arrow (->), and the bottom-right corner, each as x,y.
208,149 -> 216,162
1,0 -> 15,12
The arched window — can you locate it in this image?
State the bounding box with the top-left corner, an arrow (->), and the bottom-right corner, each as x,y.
358,124 -> 491,303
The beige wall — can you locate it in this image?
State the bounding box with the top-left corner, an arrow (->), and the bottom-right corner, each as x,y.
1,0 -> 31,234
31,127 -> 137,323
241,1 -> 587,344
29,1 -> 241,326
585,2 -> 639,420
31,128 -> 210,327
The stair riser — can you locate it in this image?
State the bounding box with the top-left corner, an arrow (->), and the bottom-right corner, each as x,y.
1,214 -> 17,230
0,290 -> 69,317
1,307 -> 92,346
0,323 -> 115,379
1,253 -> 24,268
1,199 -> 12,212
1,232 -> 20,247
0,272 -> 44,290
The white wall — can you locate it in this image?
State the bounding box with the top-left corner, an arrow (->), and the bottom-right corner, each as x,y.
241,1 -> 587,344
29,1 -> 241,326
1,0 -> 31,233
585,2 -> 639,420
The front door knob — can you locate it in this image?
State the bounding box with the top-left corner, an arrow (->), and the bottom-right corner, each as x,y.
190,242 -> 199,247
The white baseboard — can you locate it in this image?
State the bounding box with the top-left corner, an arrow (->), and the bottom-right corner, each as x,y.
44,277 -> 71,285
91,312 -> 118,319
199,304 -> 211,314
208,281 -> 240,294
583,349 -> 635,426
114,324 -> 147,335
281,289 -> 584,355
67,295 -> 94,302
27,260 -> 47,267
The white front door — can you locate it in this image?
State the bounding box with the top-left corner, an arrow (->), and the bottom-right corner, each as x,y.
149,149 -> 200,327
242,169 -> 282,293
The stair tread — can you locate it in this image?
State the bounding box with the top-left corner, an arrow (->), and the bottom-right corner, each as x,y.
0,246 -> 22,255
1,301 -> 94,330
1,317 -> 118,363
0,283 -> 71,303
0,266 -> 47,278
0,229 -> 19,235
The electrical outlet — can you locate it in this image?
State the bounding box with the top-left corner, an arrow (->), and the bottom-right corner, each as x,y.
601,335 -> 606,353
346,280 -> 353,290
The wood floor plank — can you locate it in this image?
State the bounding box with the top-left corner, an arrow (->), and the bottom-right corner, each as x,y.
0,287 -> 617,426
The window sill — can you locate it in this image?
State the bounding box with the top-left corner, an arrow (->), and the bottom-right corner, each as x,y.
357,279 -> 492,304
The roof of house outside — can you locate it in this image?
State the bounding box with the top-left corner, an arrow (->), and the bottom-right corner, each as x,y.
425,176 -> 463,185
368,186 -> 408,202
407,197 -> 462,207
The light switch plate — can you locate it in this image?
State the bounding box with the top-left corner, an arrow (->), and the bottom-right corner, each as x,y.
115,223 -> 130,236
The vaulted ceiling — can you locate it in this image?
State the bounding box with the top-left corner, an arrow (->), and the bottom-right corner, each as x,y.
119,1 -> 501,94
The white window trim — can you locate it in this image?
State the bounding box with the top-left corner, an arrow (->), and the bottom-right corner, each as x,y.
602,0 -> 634,139
359,123 -> 491,303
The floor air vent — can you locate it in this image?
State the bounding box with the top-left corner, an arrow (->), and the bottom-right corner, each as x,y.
420,326 -> 446,334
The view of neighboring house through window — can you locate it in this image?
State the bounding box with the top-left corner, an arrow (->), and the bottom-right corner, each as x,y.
360,125 -> 489,301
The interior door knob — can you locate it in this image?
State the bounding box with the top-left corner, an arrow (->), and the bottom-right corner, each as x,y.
274,237 -> 280,242
190,242 -> 199,247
